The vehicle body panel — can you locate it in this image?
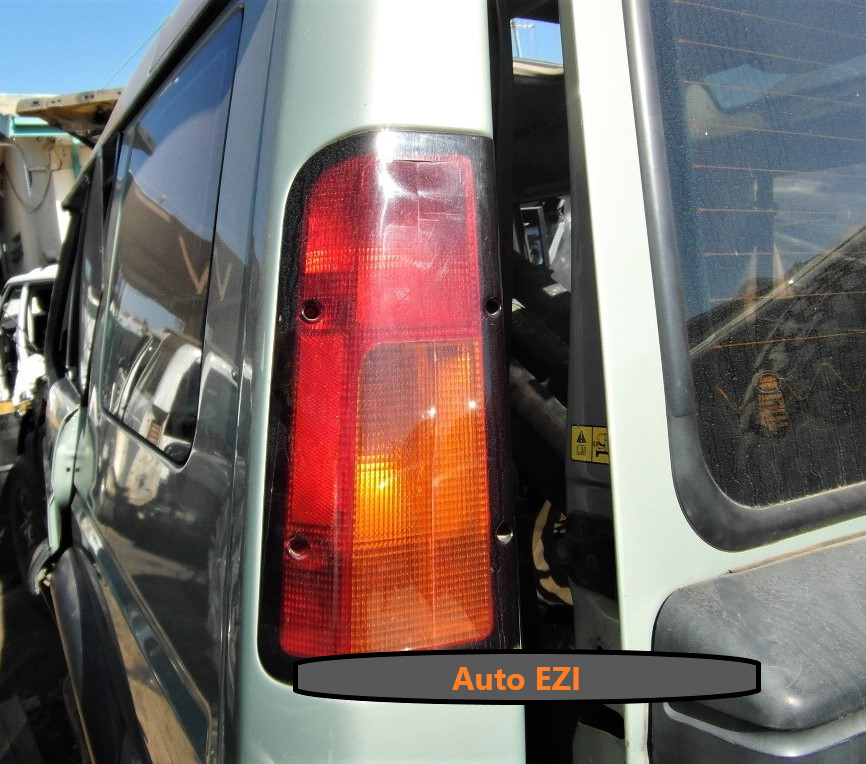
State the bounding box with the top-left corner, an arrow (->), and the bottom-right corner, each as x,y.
43,0 -> 524,762
69,4 -> 264,760
563,1 -> 866,760
37,0 -> 866,761
235,0 -> 522,760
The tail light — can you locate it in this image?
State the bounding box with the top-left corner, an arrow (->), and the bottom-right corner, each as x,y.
261,131 -> 517,664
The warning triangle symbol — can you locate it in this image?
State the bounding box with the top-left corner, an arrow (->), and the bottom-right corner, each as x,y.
576,432 -> 587,444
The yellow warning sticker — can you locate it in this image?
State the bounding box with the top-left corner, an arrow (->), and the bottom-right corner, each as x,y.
591,427 -> 609,465
571,425 -> 609,464
571,425 -> 591,462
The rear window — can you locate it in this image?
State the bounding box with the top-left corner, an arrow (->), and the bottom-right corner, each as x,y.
651,0 -> 866,507
101,13 -> 241,462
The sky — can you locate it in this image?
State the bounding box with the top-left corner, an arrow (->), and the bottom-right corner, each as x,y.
0,3 -> 562,97
0,0 -> 178,95
511,19 -> 562,64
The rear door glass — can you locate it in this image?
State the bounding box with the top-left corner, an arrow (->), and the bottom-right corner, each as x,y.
651,0 -> 866,506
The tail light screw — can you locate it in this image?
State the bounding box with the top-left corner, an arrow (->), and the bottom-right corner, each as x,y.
286,533 -> 310,560
485,296 -> 502,316
300,300 -> 323,323
495,522 -> 513,544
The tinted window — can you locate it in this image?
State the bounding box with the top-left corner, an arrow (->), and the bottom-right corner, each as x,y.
102,14 -> 241,462
652,0 -> 866,505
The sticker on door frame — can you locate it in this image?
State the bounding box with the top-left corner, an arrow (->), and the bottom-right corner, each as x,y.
571,425 -> 609,464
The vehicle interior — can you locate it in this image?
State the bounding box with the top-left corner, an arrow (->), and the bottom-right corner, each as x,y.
496,0 -> 621,756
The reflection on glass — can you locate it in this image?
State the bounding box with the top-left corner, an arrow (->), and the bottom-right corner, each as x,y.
653,0 -> 866,504
101,15 -> 241,462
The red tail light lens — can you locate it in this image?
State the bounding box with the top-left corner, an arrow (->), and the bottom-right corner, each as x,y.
263,132 -> 516,662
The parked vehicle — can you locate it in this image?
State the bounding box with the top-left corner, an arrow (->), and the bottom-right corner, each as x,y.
0,263 -> 56,574
0,264 -> 56,407
26,0 -> 866,761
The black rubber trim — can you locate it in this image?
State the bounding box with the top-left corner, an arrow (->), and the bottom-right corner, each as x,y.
489,0 -> 515,355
